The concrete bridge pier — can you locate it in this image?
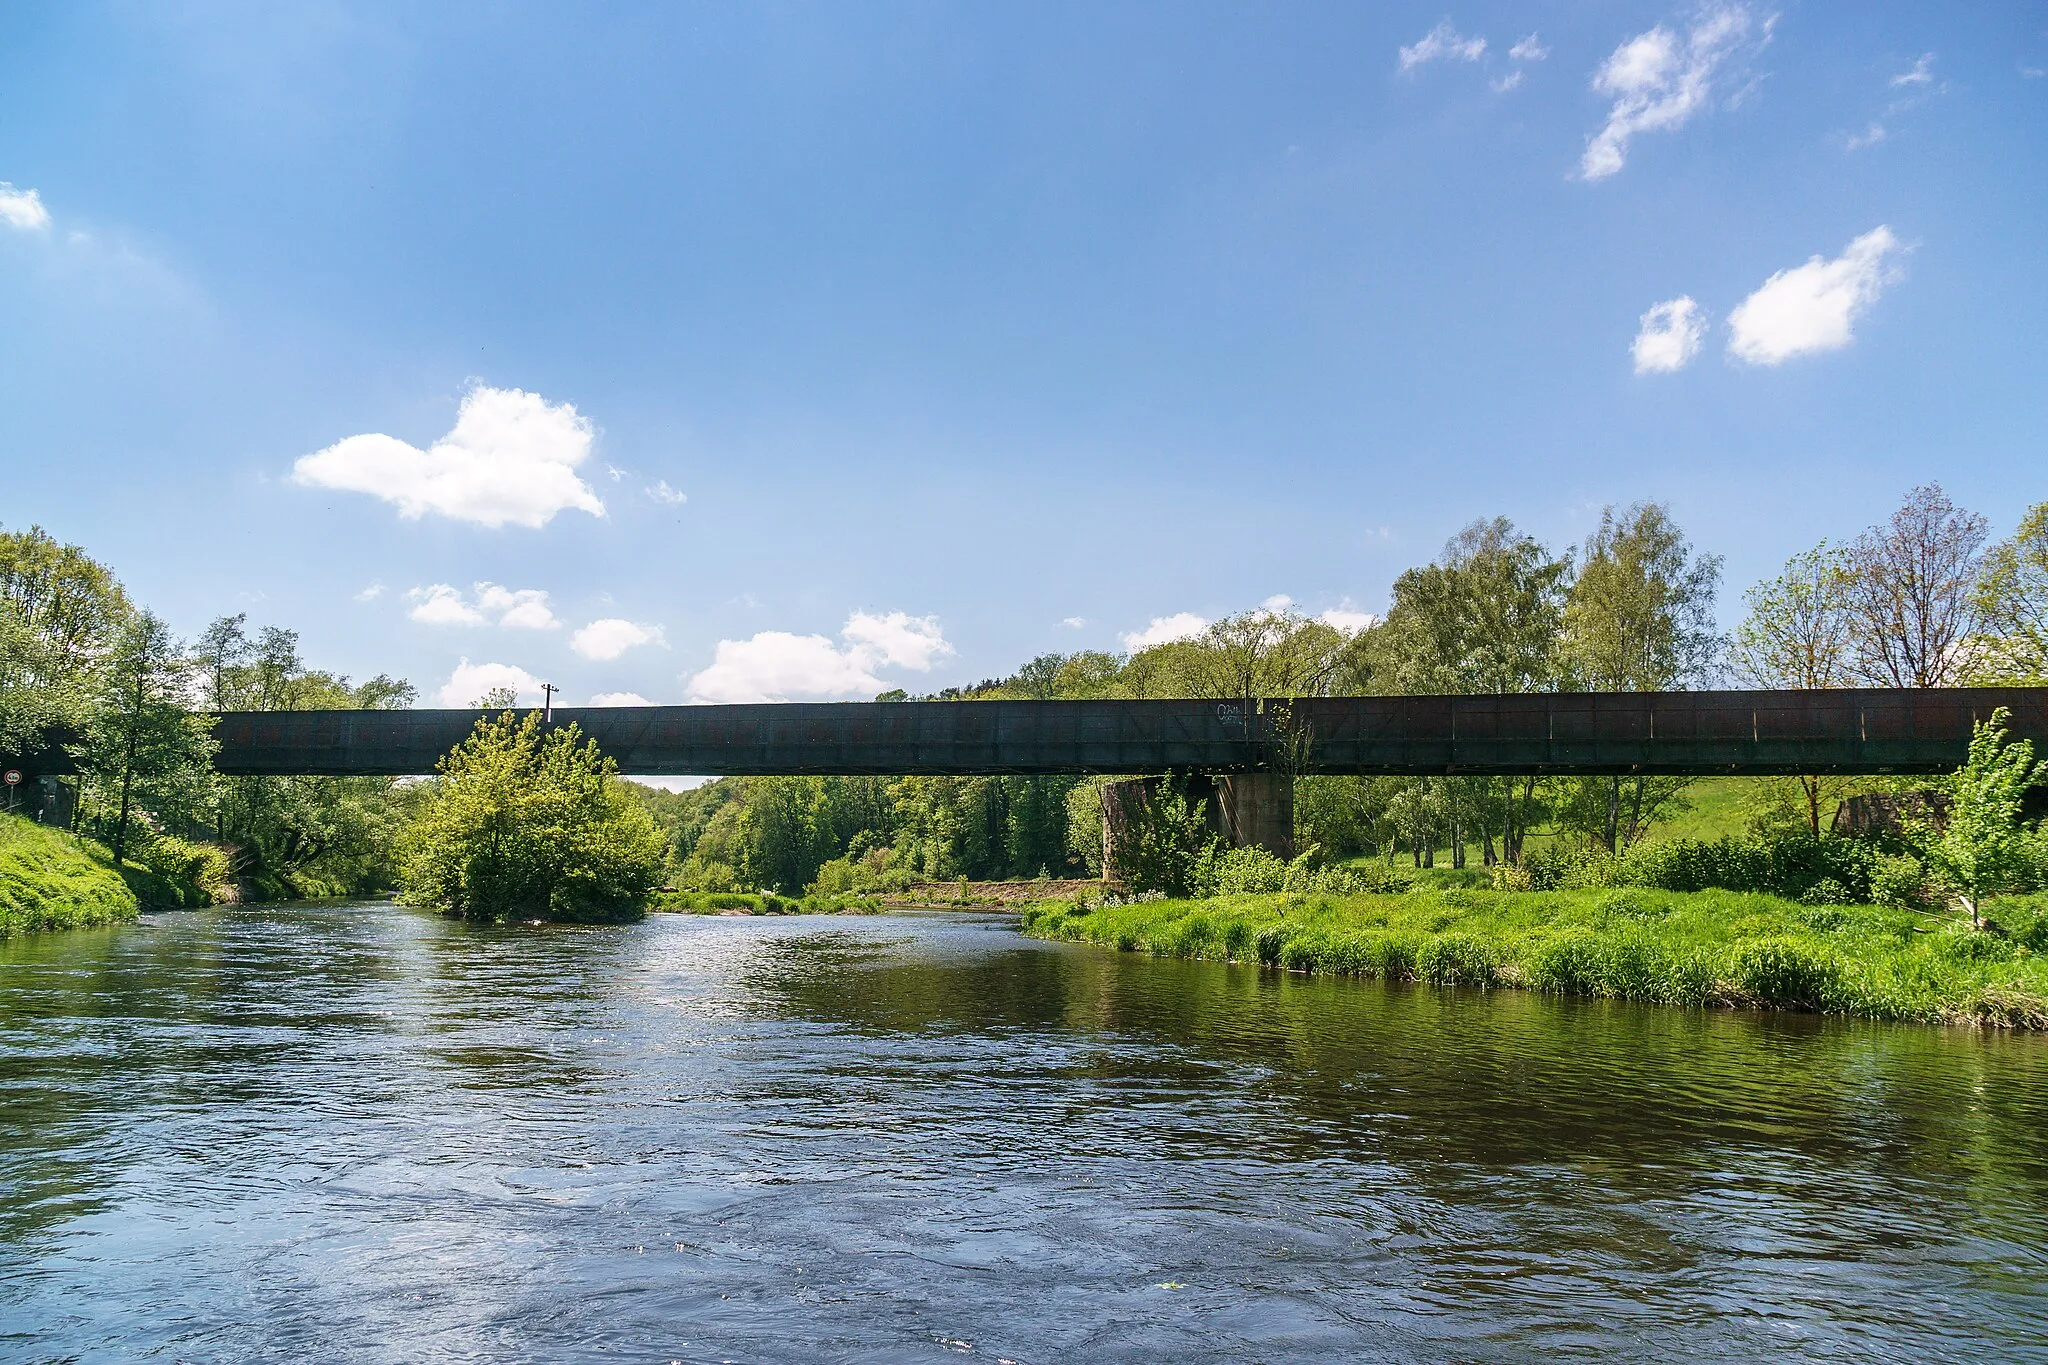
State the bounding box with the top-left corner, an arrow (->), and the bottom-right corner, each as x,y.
1219,773 -> 1294,862
1100,772 -> 1295,882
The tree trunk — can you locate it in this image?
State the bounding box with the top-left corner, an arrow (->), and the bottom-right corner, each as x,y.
1802,776 -> 1821,836
1603,777 -> 1621,853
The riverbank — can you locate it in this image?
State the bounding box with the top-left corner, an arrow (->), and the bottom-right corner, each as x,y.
1020,887 -> 2048,1029
0,813 -> 210,937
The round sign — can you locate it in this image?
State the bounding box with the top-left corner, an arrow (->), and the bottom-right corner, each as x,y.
1,770 -> 19,786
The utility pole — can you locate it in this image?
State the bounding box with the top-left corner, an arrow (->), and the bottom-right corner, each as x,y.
541,683 -> 559,723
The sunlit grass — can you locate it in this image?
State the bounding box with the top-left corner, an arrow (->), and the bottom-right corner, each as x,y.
1020,886 -> 2048,1029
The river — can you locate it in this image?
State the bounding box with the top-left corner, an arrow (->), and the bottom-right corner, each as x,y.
3,903 -> 2045,1362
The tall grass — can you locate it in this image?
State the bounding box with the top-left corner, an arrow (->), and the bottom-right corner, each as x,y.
1019,886 -> 2048,1029
0,814 -> 142,936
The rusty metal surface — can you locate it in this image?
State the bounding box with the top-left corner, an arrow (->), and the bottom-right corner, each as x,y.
199,688 -> 2048,777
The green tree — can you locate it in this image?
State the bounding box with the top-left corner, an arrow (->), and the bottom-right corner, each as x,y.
0,526 -> 132,757
1973,500 -> 2048,684
1731,542 -> 1856,833
1561,503 -> 1722,850
1372,517 -> 1570,864
1919,708 -> 2039,929
74,612 -> 217,863
398,711 -> 666,921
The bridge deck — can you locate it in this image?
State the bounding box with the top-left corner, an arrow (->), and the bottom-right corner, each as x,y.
178,689 -> 2048,778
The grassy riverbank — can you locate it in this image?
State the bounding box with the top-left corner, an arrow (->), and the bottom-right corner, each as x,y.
0,813 -> 213,936
1020,886 -> 2048,1029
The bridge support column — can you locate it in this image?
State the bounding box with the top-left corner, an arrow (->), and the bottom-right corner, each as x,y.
1099,777 -> 1157,883
1220,773 -> 1294,861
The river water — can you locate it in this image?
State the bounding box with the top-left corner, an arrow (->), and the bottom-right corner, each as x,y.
2,903 -> 2046,1363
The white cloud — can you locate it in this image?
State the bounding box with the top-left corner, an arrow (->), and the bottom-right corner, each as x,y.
1320,607 -> 1378,634
1260,594 -> 1295,613
436,658 -> 544,707
293,384 -> 605,529
1060,616 -> 1087,629
354,583 -> 385,602
1121,612 -> 1209,652
407,584 -> 488,626
1492,71 -> 1525,92
686,633 -> 886,703
571,618 -> 666,661
405,581 -> 558,629
647,479 -> 688,505
0,182 -> 50,231
1580,5 -> 1764,180
589,691 -> 655,706
1846,121 -> 1888,151
1890,53 -> 1935,87
476,583 -> 558,630
684,611 -> 954,703
1399,20 -> 1486,71
845,611 -> 954,671
1632,296 -> 1707,374
1727,226 -> 1902,365
1509,34 -> 1549,62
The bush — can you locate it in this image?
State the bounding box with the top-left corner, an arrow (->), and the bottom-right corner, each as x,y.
1620,832 -> 1877,902
1800,877 -> 1852,907
139,835 -> 235,904
398,712 -> 667,922
1871,854 -> 1934,912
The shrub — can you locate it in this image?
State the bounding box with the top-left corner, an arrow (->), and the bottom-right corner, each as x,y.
1620,832 -> 1876,902
1490,863 -> 1533,892
398,711 -> 666,922
1871,854 -> 1933,911
139,835 -> 236,904
1800,877 -> 1852,907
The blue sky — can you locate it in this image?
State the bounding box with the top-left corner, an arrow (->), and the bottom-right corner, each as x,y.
4,1 -> 2045,713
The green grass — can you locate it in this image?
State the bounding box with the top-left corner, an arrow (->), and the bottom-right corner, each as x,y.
0,814 -> 143,936
1020,885 -> 2048,1029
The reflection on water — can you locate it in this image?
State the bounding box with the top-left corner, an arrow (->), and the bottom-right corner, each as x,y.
2,904 -> 2045,1362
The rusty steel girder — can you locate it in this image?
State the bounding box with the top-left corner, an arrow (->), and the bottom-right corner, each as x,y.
198,688 -> 2048,778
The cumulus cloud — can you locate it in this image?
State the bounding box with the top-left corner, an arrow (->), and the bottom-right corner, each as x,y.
1509,34 -> 1550,62
435,658 -> 544,707
1399,20 -> 1486,71
476,584 -> 558,630
1727,227 -> 1902,365
293,384 -> 605,529
589,691 -> 655,706
1581,5 -> 1765,180
1890,53 -> 1935,88
1121,612 -> 1209,652
0,182 -> 50,231
405,582 -> 558,629
647,479 -> 688,505
407,584 -> 487,626
841,611 -> 953,671
1632,296 -> 1708,374
1060,616 -> 1087,630
684,611 -> 954,704
1320,606 -> 1378,634
571,618 -> 666,661
354,583 -> 385,602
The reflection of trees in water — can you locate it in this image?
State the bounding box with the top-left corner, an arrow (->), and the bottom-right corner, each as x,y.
743,928 -> 2048,1228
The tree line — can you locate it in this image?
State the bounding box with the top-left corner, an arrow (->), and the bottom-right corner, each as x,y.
6,483 -> 2044,901
0,526 -> 419,896
660,487 -> 2048,892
